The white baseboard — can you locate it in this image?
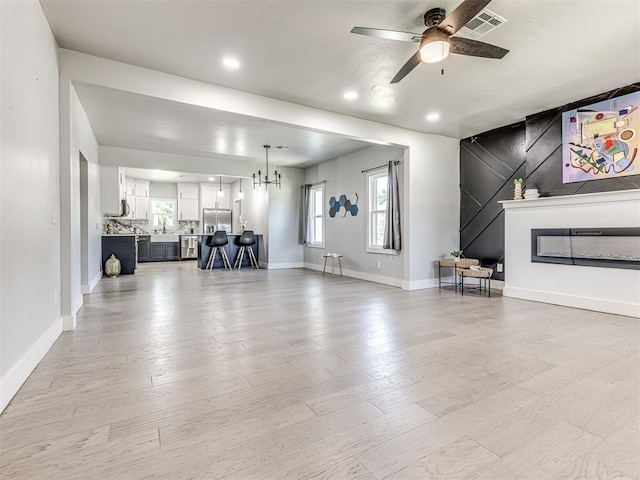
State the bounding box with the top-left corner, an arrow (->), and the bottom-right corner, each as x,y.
266,262 -> 304,270
1,319 -> 62,413
503,286 -> 640,318
403,278 -> 439,290
303,263 -> 403,288
81,270 -> 102,294
63,314 -> 76,331
403,277 -> 505,292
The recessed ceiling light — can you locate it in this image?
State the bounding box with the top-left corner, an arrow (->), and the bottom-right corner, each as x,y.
426,112 -> 440,122
222,57 -> 240,69
343,91 -> 358,100
208,177 -> 215,181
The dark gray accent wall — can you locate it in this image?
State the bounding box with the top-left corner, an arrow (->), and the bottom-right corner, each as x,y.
460,82 -> 640,279
460,122 -> 525,281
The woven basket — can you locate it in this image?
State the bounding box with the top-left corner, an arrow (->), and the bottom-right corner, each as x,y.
440,258 -> 479,268
456,267 -> 493,278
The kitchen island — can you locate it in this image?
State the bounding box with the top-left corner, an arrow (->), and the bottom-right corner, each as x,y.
197,234 -> 262,269
101,234 -> 136,275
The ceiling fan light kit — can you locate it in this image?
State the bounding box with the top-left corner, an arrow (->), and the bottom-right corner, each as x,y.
419,31 -> 450,63
351,0 -> 509,83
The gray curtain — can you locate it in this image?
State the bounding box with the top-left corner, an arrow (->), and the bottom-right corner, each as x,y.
302,184 -> 312,244
383,161 -> 401,251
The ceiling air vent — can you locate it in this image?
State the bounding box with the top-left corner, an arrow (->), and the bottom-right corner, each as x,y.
458,9 -> 507,39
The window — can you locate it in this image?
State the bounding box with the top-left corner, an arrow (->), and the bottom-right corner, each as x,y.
308,184 -> 324,247
151,199 -> 176,229
367,169 -> 387,251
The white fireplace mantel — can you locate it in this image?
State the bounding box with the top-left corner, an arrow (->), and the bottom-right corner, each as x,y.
500,189 -> 640,209
501,189 -> 640,318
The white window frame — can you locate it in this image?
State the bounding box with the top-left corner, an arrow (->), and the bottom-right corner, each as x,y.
307,184 -> 325,248
150,198 -> 176,230
366,168 -> 394,255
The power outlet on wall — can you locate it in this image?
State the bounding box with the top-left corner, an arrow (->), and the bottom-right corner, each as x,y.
376,261 -> 381,269
497,263 -> 503,272
54,290 -> 59,305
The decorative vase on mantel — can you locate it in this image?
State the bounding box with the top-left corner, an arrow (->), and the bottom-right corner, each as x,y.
513,178 -> 523,200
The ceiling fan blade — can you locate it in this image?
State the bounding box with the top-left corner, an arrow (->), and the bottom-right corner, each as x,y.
351,27 -> 423,43
437,0 -> 492,35
390,51 -> 422,84
449,36 -> 509,59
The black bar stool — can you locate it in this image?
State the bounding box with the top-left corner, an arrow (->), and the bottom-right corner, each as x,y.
234,230 -> 258,269
206,231 -> 231,270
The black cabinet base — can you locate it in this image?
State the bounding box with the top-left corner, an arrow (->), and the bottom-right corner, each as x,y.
102,236 -> 136,275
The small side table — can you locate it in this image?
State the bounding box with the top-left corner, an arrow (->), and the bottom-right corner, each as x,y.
439,258 -> 479,289
322,253 -> 343,278
456,267 -> 493,296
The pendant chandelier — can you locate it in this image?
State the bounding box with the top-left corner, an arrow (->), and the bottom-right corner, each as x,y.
253,145 -> 281,189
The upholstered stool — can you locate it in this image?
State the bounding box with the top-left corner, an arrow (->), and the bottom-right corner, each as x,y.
206,231 -> 231,270
234,230 -> 259,269
439,258 -> 479,289
456,266 -> 493,296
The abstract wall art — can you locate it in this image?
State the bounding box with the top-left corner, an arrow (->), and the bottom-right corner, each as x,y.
329,193 -> 359,217
562,91 -> 639,183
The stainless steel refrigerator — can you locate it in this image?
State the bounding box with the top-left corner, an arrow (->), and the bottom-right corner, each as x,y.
203,208 -> 232,234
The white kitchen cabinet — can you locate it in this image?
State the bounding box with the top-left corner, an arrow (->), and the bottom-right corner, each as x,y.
178,198 -> 199,221
177,183 -> 199,221
100,166 -> 125,215
201,184 -> 217,209
216,184 -> 231,209
200,183 -> 230,209
135,179 -> 149,198
178,182 -> 199,200
134,196 -> 149,220
125,177 -> 136,197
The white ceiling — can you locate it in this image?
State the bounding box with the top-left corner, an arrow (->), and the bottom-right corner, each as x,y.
73,83 -> 374,168
41,0 -> 640,164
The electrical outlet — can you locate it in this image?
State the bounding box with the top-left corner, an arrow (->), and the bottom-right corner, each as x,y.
376,261 -> 381,269
54,290 -> 59,305
497,263 -> 503,272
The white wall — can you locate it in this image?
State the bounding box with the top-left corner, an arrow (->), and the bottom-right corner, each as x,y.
304,145 -> 405,285
0,0 -> 61,412
239,179 -> 269,262
70,88 -> 101,297
503,190 -> 640,317
267,167 -> 304,268
58,50 -> 460,292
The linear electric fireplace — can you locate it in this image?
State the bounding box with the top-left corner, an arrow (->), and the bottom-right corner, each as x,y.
531,228 -> 640,270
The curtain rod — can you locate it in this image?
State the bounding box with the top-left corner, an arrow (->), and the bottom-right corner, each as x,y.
361,160 -> 401,174
302,180 -> 327,187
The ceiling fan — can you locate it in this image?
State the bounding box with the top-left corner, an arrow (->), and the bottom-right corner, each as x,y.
351,0 -> 509,84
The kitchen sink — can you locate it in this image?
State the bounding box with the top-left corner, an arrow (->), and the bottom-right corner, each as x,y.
150,234 -> 180,242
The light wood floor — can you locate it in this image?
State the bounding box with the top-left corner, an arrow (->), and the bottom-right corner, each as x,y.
1,263 -> 639,479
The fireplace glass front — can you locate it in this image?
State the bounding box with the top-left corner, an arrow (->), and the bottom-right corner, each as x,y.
531,228 -> 640,270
